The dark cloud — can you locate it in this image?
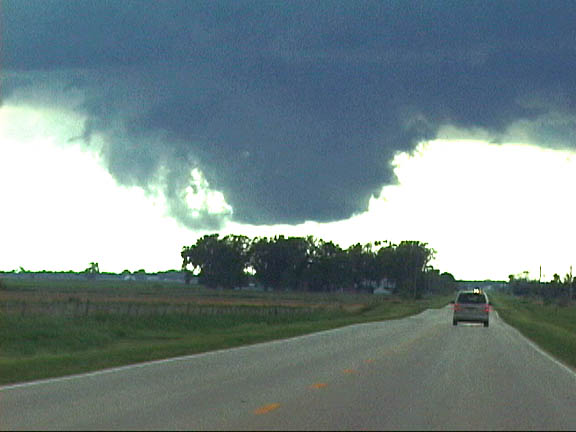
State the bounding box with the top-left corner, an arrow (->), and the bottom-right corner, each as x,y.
3,0 -> 576,228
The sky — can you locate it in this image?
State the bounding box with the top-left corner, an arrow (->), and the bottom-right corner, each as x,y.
1,0 -> 575,281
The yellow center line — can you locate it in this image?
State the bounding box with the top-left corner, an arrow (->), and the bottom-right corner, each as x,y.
254,403 -> 281,415
343,368 -> 357,374
364,358 -> 375,363
310,382 -> 328,389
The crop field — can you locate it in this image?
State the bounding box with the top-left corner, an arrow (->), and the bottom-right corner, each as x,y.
0,278 -> 381,315
0,278 -> 378,320
0,277 -> 451,385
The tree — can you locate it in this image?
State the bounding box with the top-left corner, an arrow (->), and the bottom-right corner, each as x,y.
250,236 -> 312,291
550,273 -> 568,302
181,234 -> 451,294
440,272 -> 457,293
345,243 -> 379,293
181,234 -> 250,289
424,269 -> 457,295
306,239 -> 347,292
84,262 -> 100,279
389,241 -> 435,298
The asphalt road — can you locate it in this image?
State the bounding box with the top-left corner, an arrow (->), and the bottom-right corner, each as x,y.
3,305 -> 576,430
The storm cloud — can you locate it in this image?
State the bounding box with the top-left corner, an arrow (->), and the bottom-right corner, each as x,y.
3,0 -> 576,228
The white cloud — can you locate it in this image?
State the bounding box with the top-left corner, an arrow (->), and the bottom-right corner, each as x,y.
2,102 -> 574,280
0,104 -> 195,272
185,168 -> 233,218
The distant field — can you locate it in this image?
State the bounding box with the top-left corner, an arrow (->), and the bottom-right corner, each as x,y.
491,293 -> 576,370
1,277 -> 406,307
0,278 -> 451,385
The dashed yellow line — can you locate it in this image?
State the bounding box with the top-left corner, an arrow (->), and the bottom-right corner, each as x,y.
364,358 -> 375,363
310,382 -> 328,389
343,368 -> 357,374
254,403 -> 281,415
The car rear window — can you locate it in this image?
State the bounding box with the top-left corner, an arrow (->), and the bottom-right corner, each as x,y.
457,293 -> 486,304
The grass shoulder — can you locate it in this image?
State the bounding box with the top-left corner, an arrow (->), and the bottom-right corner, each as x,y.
491,293 -> 576,370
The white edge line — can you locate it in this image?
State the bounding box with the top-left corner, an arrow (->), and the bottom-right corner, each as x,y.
495,310 -> 576,380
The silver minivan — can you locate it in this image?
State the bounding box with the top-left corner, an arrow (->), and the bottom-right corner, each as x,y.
452,289 -> 490,327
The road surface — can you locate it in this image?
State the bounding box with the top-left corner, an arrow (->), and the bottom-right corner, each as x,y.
2,305 -> 576,430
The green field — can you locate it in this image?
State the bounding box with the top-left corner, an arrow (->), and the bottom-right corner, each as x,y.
0,278 -> 451,385
491,293 -> 576,370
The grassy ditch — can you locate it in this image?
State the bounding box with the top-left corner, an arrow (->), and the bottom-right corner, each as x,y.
491,293 -> 576,370
0,279 -> 451,385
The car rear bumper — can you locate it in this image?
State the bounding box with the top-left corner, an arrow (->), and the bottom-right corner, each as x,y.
453,312 -> 489,322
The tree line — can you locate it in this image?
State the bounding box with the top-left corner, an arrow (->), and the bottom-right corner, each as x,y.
507,269 -> 575,305
181,234 -> 457,298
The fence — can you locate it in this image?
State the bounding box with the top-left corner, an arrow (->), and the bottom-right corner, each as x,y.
0,299 -> 323,318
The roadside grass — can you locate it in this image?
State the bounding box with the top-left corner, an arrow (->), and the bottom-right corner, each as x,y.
0,280 -> 451,385
491,293 -> 576,370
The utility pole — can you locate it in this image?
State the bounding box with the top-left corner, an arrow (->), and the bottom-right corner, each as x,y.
570,265 -> 573,301
539,266 -> 542,283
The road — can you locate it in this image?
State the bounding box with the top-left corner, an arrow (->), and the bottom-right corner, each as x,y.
2,305 -> 576,430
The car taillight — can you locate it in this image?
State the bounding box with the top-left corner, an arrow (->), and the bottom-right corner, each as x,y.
453,303 -> 461,311
484,305 -> 491,312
